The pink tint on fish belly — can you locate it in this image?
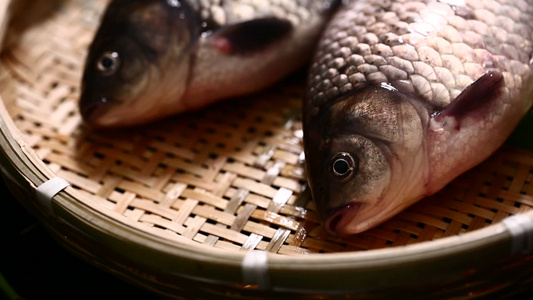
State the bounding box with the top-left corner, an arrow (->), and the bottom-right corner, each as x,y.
181,17 -> 325,112
210,36 -> 232,54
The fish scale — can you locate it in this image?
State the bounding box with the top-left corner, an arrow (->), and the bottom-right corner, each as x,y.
195,0 -> 324,28
307,0 -> 533,111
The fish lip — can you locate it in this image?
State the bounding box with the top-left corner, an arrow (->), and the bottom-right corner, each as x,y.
325,203 -> 362,237
80,97 -> 116,127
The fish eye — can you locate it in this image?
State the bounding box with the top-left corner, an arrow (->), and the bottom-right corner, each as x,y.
330,152 -> 357,179
96,51 -> 120,75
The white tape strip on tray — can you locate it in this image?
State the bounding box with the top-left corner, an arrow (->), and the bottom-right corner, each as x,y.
502,214 -> 533,255
242,250 -> 270,289
35,177 -> 70,212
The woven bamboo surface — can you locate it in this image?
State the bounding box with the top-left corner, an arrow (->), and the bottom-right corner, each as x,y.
1,0 -> 533,257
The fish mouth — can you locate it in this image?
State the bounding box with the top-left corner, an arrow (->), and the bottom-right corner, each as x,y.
80,99 -> 110,127
80,96 -> 126,127
325,203 -> 362,237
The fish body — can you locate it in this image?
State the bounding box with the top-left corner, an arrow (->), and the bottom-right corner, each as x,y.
80,0 -> 338,127
304,0 -> 533,236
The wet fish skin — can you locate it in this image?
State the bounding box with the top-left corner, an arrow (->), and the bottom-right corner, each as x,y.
304,0 -> 533,236
80,0 -> 338,127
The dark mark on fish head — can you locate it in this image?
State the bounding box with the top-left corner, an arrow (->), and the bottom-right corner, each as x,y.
304,87 -> 395,230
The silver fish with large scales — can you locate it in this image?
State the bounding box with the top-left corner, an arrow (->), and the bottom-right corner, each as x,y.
80,0 -> 339,127
304,0 -> 533,236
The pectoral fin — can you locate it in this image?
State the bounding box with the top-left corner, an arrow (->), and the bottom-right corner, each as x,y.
210,17 -> 293,55
433,70 -> 505,127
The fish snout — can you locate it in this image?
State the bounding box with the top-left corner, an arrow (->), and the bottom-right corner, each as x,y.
80,96 -> 113,127
325,203 -> 362,237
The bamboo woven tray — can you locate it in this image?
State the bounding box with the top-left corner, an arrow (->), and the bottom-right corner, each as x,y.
1,0 -> 533,298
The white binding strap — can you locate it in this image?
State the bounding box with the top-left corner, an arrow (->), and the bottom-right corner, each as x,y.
502,214 -> 533,255
35,177 -> 70,212
242,250 -> 270,289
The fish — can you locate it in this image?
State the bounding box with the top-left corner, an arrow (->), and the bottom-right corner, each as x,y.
303,0 -> 533,236
80,0 -> 339,127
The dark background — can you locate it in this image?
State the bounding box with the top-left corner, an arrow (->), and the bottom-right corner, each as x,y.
0,180 -> 159,300
0,112 -> 532,299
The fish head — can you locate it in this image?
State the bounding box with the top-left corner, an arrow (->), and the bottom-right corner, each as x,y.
304,85 -> 427,236
80,0 -> 200,127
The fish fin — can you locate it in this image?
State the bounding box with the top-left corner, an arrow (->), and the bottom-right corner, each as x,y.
433,70 -> 504,127
210,17 -> 292,54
